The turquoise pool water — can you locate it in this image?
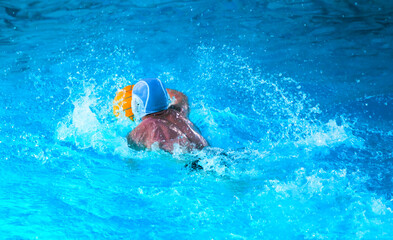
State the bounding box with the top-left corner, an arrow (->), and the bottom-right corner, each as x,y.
1,0 -> 393,239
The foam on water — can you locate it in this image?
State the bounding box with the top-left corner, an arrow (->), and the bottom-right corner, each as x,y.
26,39 -> 384,239
2,40 -> 391,238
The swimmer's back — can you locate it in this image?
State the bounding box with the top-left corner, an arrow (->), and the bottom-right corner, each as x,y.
128,107 -> 208,153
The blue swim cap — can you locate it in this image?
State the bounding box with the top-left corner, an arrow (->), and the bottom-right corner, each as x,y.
131,78 -> 170,120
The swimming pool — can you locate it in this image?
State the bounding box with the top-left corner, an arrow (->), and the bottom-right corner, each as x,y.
1,0 -> 393,238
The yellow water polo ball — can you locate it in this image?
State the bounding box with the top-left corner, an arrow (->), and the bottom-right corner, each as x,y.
113,85 -> 134,121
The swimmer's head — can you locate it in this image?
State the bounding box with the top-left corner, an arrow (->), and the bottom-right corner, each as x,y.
131,78 -> 170,122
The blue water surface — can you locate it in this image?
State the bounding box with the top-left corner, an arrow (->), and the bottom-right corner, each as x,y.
1,0 -> 393,239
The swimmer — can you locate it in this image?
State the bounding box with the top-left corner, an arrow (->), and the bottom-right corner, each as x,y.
126,78 -> 209,153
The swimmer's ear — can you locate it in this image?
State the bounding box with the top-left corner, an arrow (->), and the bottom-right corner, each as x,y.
170,95 -> 176,105
131,94 -> 145,122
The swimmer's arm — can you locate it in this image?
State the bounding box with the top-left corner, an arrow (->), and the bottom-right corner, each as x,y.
126,132 -> 145,151
166,89 -> 190,117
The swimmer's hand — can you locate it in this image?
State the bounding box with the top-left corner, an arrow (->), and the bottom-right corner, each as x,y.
167,89 -> 189,117
185,159 -> 203,171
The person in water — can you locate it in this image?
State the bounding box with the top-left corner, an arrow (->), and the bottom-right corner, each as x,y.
127,78 -> 209,153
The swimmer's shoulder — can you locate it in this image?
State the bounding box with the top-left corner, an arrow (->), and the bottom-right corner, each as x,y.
131,118 -> 156,136
127,119 -> 159,150
131,117 -> 169,140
